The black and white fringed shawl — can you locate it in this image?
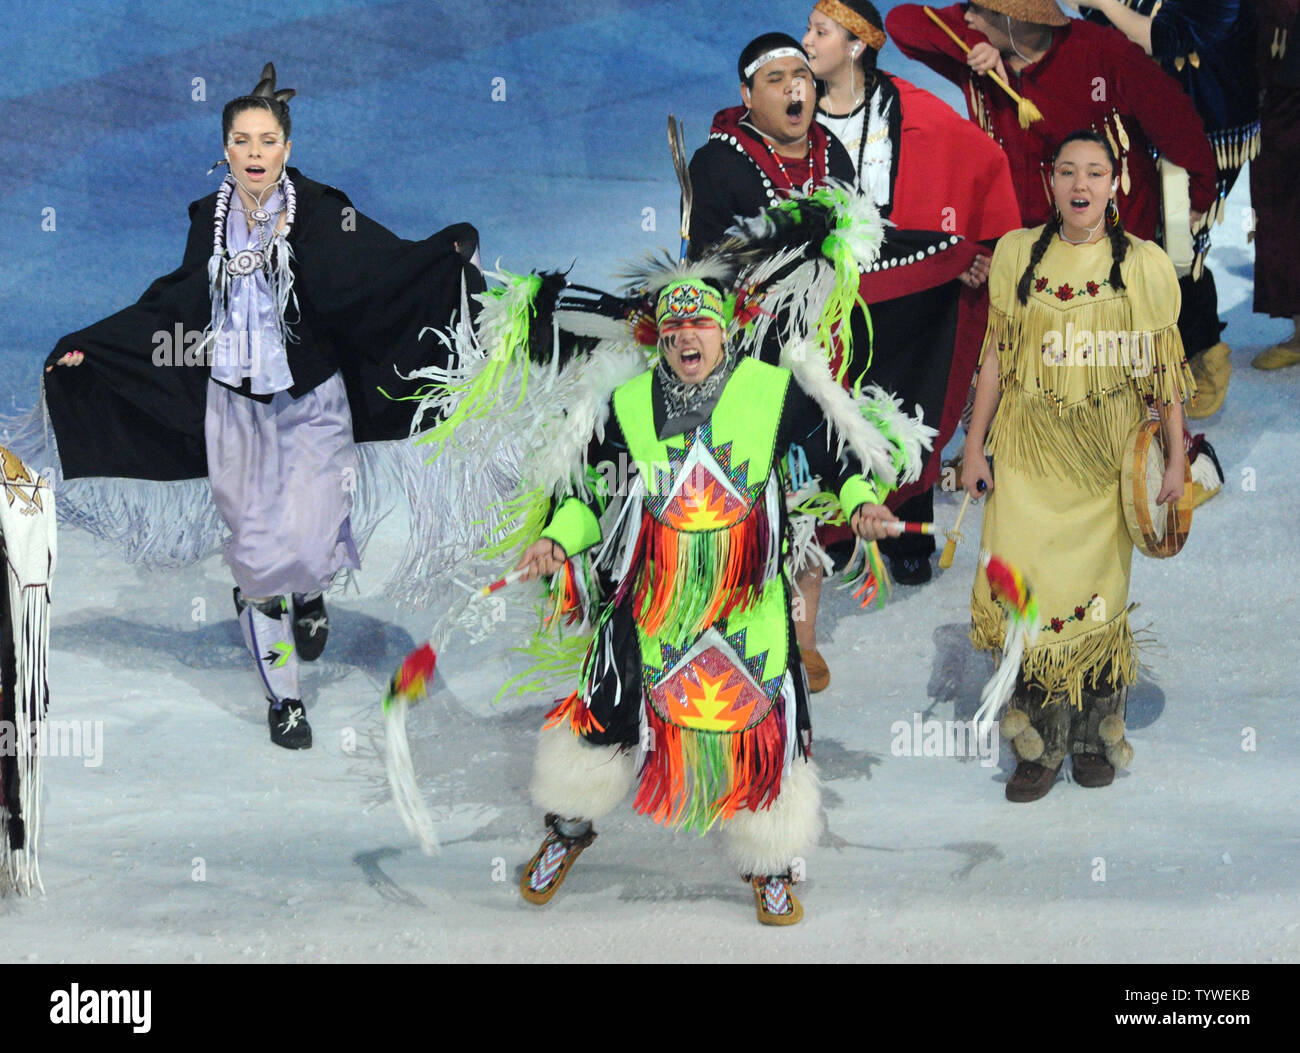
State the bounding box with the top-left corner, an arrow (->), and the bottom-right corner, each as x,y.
0,445 -> 56,896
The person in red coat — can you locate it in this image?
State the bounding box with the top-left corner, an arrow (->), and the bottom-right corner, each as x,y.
887,1 -> 1223,410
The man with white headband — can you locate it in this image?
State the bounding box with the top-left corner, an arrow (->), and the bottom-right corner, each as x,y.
687,33 -> 857,254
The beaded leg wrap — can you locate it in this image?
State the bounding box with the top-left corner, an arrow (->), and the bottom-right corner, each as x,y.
520,814 -> 596,906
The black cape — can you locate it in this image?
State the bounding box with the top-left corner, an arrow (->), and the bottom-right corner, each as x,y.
44,168 -> 484,481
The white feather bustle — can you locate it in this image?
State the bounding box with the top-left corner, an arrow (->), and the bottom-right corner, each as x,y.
530,723 -> 636,821
393,267 -> 651,609
858,385 -> 939,486
523,342 -> 645,503
779,340 -> 934,489
721,760 -> 822,877
723,181 -> 886,359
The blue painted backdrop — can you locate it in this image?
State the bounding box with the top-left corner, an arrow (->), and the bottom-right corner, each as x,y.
0,1 -> 983,406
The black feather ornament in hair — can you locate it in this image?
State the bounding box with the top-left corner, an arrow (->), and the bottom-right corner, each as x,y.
221,62 -> 296,143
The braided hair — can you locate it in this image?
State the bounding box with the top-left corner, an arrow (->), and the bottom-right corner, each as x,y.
1016,129 -> 1129,305
221,62 -> 295,141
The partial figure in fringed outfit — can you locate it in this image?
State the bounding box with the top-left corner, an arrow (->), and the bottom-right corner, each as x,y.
1250,0 -> 1300,371
0,446 -> 56,895
1073,0 -> 1258,420
24,64 -> 483,749
963,131 -> 1192,802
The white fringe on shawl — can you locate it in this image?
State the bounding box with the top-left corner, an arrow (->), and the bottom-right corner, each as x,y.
394,269 -> 650,608
0,447 -> 56,896
0,392 -> 463,602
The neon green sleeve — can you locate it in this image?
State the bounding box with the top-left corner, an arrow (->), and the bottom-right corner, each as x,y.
539,497 -> 602,558
838,474 -> 883,520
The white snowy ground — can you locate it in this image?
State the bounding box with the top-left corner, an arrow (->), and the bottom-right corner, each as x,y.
4,175 -> 1300,966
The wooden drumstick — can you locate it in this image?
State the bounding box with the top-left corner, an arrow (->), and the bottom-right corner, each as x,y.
939,492 -> 974,570
924,6 -> 1044,129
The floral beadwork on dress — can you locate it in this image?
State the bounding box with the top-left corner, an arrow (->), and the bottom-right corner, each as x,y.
1032,276 -> 1111,301
1044,594 -> 1101,634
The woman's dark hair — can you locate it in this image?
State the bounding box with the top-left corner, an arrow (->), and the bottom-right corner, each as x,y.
1016,129 -> 1128,305
222,96 -> 291,141
221,63 -> 295,142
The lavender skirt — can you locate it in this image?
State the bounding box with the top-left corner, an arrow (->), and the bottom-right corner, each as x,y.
205,373 -> 361,597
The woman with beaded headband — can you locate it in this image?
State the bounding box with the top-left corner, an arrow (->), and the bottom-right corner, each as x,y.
36,63 -> 482,749
503,269 -> 918,926
963,130 -> 1193,802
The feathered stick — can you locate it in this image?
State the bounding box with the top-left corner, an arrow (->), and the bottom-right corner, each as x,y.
381,641 -> 442,856
971,551 -> 1040,740
381,571 -> 534,855
668,115 -> 693,262
842,537 -> 892,609
924,6 -> 1043,129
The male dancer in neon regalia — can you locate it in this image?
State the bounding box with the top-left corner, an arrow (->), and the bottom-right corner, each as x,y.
511,274 -> 914,926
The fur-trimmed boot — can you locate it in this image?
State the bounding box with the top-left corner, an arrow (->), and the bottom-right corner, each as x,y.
521,723 -> 636,905
1001,682 -> 1069,803
1071,686 -> 1132,788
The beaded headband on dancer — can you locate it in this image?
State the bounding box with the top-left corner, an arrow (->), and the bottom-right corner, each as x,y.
814,0 -> 887,52
742,46 -> 814,81
656,278 -> 727,331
